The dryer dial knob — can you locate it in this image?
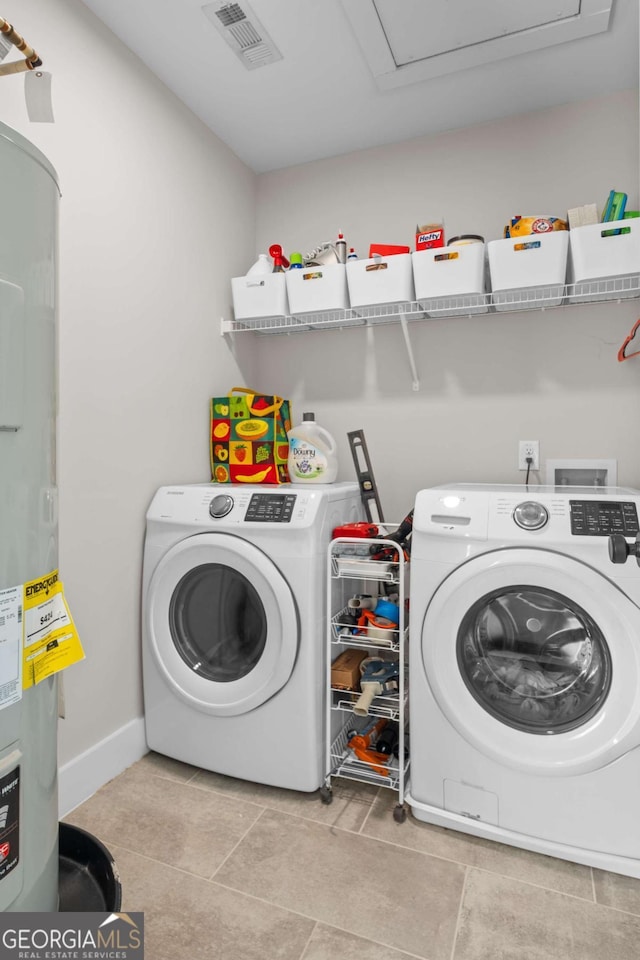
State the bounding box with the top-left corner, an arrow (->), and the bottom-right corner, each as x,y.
513,501 -> 548,531
209,494 -> 234,518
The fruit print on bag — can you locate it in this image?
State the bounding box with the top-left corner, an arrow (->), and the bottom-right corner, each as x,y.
230,442 -> 251,465
235,419 -> 271,441
210,388 -> 292,484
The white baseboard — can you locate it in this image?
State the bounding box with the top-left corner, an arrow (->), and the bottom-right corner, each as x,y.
58,717 -> 148,817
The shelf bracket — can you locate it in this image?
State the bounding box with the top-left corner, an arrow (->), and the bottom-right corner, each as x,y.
220,316 -> 234,349
398,310 -> 420,391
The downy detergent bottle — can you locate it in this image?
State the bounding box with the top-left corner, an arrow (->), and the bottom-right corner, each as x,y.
287,412 -> 338,483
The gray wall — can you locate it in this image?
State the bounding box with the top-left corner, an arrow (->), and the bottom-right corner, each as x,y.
0,0 -> 257,767
253,90 -> 640,520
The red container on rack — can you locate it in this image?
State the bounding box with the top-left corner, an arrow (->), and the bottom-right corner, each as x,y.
332,522 -> 379,539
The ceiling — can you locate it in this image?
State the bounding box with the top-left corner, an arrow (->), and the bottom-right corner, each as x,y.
79,0 -> 638,174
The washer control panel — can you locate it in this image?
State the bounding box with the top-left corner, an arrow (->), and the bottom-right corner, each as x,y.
148,483 -> 354,528
570,500 -> 639,537
244,493 -> 297,523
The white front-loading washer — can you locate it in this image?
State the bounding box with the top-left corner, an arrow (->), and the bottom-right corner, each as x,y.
408,483 -> 640,878
143,482 -> 361,791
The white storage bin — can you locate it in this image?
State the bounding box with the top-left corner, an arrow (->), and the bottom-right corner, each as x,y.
347,253 -> 414,315
412,244 -> 487,317
285,263 -> 349,316
231,273 -> 289,321
568,219 -> 640,302
488,231 -> 569,311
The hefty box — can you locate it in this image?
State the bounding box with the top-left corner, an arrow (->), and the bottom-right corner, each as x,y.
415,223 -> 445,251
331,648 -> 368,691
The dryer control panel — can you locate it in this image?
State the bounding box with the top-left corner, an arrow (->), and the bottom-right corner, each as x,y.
570,500 -> 639,537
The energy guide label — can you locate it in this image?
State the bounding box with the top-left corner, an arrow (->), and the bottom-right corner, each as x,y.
24,589 -> 68,648
22,570 -> 85,688
0,586 -> 21,711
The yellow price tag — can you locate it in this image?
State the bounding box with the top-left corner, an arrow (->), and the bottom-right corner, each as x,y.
22,570 -> 85,688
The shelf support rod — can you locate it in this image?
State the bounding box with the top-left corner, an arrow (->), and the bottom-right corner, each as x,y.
398,309 -> 420,391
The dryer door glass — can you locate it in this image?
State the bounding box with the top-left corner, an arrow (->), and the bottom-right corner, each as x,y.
170,563 -> 266,682
457,586 -> 611,734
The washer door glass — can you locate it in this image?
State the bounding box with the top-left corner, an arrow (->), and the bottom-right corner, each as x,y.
170,563 -> 266,682
457,586 -> 611,734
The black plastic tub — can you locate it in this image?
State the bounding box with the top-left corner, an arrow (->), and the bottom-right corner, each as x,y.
58,822 -> 122,912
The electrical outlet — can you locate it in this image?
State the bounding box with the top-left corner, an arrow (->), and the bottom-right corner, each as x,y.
518,440 -> 539,471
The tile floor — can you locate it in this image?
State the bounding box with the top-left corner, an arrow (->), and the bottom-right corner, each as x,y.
65,752 -> 640,960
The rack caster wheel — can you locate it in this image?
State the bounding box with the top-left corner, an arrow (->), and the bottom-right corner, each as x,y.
393,804 -> 407,823
320,785 -> 333,805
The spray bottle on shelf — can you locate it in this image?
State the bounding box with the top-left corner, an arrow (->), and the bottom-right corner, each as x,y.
347,247 -> 358,261
287,412 -> 338,483
269,243 -> 290,272
335,231 -> 347,264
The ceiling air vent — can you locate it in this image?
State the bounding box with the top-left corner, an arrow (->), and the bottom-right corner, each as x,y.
201,1 -> 283,70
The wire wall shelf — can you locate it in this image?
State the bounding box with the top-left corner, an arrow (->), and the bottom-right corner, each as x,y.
221,275 -> 640,392
221,275 -> 640,337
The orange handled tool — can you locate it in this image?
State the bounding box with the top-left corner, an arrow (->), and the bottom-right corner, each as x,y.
346,718 -> 390,776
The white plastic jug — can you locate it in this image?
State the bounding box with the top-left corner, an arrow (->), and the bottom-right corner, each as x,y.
287,412 -> 338,483
246,253 -> 272,276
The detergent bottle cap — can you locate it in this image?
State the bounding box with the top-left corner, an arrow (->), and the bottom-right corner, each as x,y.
302,412 -> 315,421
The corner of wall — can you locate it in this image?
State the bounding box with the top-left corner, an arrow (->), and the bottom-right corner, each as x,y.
58,716 -> 148,817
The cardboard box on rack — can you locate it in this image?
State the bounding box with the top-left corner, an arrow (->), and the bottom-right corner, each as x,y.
331,648 -> 368,690
368,243 -> 411,258
415,223 -> 445,251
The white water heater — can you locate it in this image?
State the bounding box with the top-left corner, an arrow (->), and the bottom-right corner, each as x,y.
0,122 -> 59,910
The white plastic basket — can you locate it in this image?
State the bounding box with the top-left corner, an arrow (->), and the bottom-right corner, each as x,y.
568,219 -> 640,302
231,273 -> 289,320
412,244 -> 487,316
347,254 -> 414,315
488,232 -> 569,311
286,263 -> 349,315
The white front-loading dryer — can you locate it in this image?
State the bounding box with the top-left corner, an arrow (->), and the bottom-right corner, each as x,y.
143,482 -> 361,791
408,483 -> 640,878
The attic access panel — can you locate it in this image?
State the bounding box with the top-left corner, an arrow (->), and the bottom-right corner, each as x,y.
342,0 -> 613,89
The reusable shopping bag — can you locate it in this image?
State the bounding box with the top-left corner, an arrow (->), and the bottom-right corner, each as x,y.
210,386 -> 292,484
